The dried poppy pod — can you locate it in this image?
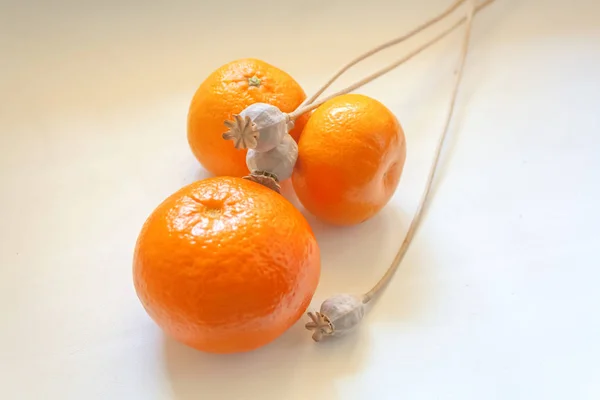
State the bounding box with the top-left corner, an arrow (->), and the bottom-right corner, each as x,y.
305,294 -> 365,342
222,103 -> 294,152
246,134 -> 298,182
223,103 -> 297,188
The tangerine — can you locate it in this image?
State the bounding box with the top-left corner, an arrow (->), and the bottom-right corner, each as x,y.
292,94 -> 407,226
187,58 -> 310,177
133,177 -> 320,353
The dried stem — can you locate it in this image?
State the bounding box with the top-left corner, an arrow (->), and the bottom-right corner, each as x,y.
288,0 -> 494,121
362,0 -> 478,304
297,0 -> 467,109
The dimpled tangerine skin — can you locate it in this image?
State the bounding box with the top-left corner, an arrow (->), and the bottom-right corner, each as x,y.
292,94 -> 407,226
133,177 -> 321,354
187,58 -> 310,177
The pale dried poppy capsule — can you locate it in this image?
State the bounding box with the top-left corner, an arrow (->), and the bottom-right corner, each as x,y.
222,103 -> 293,152
246,133 -> 298,181
305,294 -> 365,342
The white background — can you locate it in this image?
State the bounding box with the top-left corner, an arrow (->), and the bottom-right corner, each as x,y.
1,0 -> 599,398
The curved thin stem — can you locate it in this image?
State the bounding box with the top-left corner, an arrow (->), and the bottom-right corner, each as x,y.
362,0 -> 479,304
298,0 -> 467,109
288,0 -> 494,121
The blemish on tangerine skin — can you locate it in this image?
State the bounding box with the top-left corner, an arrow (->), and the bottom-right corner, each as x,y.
384,162 -> 398,184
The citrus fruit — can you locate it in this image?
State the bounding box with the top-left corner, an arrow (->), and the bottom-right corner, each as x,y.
292,94 -> 406,226
133,177 -> 320,353
187,58 -> 310,177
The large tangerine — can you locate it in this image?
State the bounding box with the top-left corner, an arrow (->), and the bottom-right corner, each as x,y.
133,177 -> 321,353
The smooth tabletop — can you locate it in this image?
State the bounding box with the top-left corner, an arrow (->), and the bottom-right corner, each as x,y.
1,0 -> 600,399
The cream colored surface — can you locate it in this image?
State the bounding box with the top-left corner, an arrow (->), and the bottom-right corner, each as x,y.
1,0 -> 600,399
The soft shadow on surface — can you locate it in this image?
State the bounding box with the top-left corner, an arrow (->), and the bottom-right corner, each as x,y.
363,237 -> 433,324
163,321 -> 372,400
315,207 -> 433,327
286,182 -> 435,319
